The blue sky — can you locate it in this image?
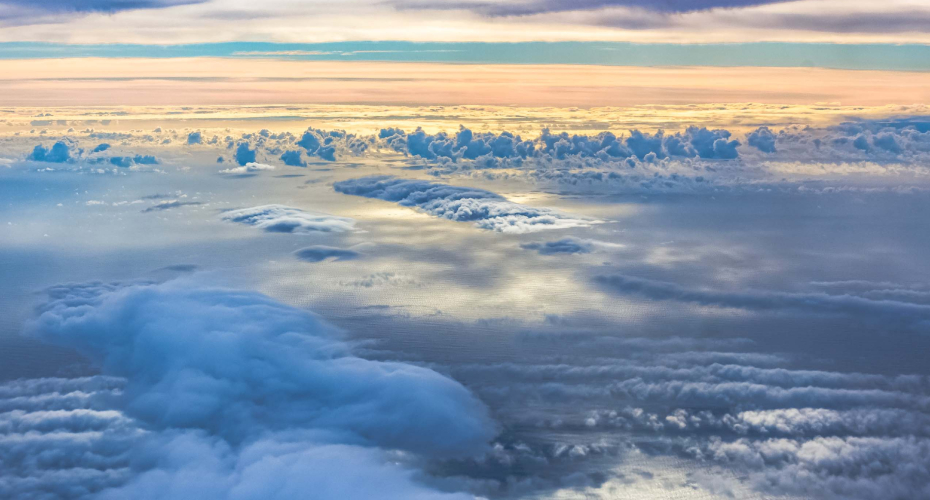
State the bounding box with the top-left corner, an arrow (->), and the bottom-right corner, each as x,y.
2,41 -> 930,71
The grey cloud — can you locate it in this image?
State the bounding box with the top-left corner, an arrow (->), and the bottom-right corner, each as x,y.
140,199 -> 201,213
595,273 -> 930,326
521,237 -> 594,255
391,0 -> 790,16
294,245 -> 361,262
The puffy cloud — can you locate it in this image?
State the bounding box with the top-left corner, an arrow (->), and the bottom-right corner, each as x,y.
91,143 -> 111,153
297,129 -> 337,161
381,127 -> 534,162
8,280 -> 495,499
28,141 -> 72,163
747,126 -> 777,153
294,245 -> 361,262
219,162 -> 275,174
187,131 -> 202,145
28,281 -> 495,454
221,204 -> 356,234
234,142 -> 256,166
107,155 -> 160,168
333,176 -> 598,233
694,436 -> 930,500
381,126 -> 740,163
280,150 -> 307,167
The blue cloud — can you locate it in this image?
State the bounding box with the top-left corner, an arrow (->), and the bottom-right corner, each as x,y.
747,126 -> 777,153
19,280 -> 494,498
297,129 -> 338,161
520,237 -> 594,255
28,141 -> 72,163
91,143 -> 111,153
294,245 -> 361,262
280,150 -> 307,167
382,126 -> 740,162
235,142 -> 256,166
187,131 -> 202,145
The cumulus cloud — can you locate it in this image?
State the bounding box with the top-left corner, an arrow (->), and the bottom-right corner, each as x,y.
297,129 -> 338,161
334,176 -> 598,233
187,131 -> 202,145
234,142 -> 257,166
280,150 -> 307,167
8,280 -> 496,499
380,126 -> 741,165
221,204 -> 356,233
28,141 -> 72,163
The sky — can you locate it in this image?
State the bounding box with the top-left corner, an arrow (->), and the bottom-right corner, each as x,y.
1,0 -> 930,45
1,2 -> 930,500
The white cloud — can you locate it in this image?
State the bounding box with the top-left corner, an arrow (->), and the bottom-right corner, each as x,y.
334,176 -> 598,233
221,205 -> 356,234
219,162 -> 275,174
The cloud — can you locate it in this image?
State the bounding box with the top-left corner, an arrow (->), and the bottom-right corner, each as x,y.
107,154 -> 160,168
595,274 -> 930,326
140,200 -> 201,213
333,176 -> 598,233
297,129 -> 338,161
0,0 -> 207,23
91,143 -> 111,153
747,126 -> 777,153
521,238 -> 594,255
187,131 -> 202,145
8,280 -> 494,499
391,0 -> 790,16
221,204 -> 356,234
28,141 -> 72,163
381,126 -> 741,163
294,245 -> 361,262
520,237 -> 623,255
234,142 -> 257,166
219,162 -> 275,174
280,150 -> 307,167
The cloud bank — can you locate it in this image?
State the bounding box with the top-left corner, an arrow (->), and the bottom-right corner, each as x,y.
8,280 -> 496,499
